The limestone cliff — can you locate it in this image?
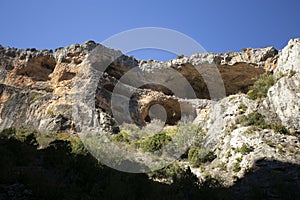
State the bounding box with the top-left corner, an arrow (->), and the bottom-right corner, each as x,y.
0,41 -> 279,131
0,38 -> 299,198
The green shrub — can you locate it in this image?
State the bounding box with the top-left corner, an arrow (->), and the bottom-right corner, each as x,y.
188,147 -> 216,167
247,73 -> 275,100
289,70 -> 296,77
235,143 -> 254,155
141,132 -> 172,153
233,162 -> 241,172
112,130 -> 130,143
240,112 -> 290,135
33,94 -> 42,101
70,136 -> 87,155
177,54 -> 184,59
148,163 -> 185,181
238,103 -> 247,115
270,123 -> 289,134
47,109 -> 54,117
267,141 -> 275,147
0,127 -> 15,139
239,111 -> 268,129
188,147 -> 201,167
236,157 -> 243,163
14,128 -> 37,143
0,127 -> 37,145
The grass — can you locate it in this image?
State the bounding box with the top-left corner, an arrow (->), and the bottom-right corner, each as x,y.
0,127 -> 37,144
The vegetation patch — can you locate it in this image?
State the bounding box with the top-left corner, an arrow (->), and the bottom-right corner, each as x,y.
239,111 -> 268,129
188,147 -> 216,167
232,157 -> 242,172
238,103 -> 247,115
235,143 -> 254,155
240,112 -> 290,135
247,73 -> 275,100
141,132 -> 172,153
33,94 -> 42,101
46,109 -> 54,117
270,123 -> 289,134
112,130 -> 130,143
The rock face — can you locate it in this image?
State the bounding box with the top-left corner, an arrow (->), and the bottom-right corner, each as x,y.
267,38 -> 300,132
0,38 -> 299,194
0,41 -> 99,132
266,73 -> 300,132
274,38 -> 300,76
192,94 -> 300,186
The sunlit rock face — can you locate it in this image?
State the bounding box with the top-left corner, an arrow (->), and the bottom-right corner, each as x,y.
0,39 -> 285,130
0,39 -> 299,190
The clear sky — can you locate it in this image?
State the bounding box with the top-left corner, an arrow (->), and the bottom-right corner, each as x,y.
1,0 -> 300,61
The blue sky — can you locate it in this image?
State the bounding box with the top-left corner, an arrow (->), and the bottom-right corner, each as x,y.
1,0 -> 300,61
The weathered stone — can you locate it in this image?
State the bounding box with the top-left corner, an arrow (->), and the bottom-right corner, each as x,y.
274,38 -> 300,76
0,39 -> 299,191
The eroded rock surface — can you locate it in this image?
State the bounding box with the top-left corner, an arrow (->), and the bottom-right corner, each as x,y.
0,38 -> 299,193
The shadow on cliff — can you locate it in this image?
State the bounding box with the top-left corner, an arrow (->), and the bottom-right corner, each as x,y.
0,135 -> 299,200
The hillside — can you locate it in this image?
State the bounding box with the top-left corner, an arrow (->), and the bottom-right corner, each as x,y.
0,38 -> 299,199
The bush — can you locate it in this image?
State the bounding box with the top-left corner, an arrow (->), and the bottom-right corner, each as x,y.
233,162 -> 241,172
238,103 -> 247,115
112,130 -> 130,143
33,94 -> 42,101
240,112 -> 290,135
289,70 -> 296,77
188,147 -> 201,167
270,123 -> 289,134
239,111 -> 268,129
177,54 -> 184,59
0,127 -> 15,139
0,127 -> 36,144
235,143 -> 254,155
70,136 -> 88,155
188,147 -> 215,167
47,109 -> 54,117
148,163 -> 185,181
13,128 -> 36,143
141,132 -> 172,153
247,74 -> 275,100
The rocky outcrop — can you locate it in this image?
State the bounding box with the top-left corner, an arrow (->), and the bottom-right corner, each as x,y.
0,39 -> 294,135
192,94 -> 300,186
0,38 -> 299,195
97,46 -> 279,126
184,39 -> 300,186
0,41 -> 99,132
265,38 -> 300,132
274,38 -> 300,76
